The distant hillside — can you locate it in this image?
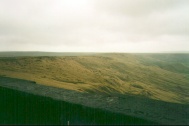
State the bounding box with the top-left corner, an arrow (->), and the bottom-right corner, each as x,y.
0,51 -> 96,57
0,53 -> 188,104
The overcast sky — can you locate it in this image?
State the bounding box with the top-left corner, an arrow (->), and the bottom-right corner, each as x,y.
0,0 -> 189,52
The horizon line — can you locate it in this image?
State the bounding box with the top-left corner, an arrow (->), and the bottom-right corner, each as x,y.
0,51 -> 189,54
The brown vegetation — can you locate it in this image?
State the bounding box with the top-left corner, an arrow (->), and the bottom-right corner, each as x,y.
0,53 -> 188,104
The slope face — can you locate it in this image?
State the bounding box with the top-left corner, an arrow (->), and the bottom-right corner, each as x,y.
0,53 -> 189,104
1,76 -> 189,125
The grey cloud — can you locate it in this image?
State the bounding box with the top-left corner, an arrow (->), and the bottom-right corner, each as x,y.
0,0 -> 188,52
95,0 -> 188,16
92,1 -> 189,45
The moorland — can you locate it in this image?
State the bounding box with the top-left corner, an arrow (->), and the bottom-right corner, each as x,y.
0,52 -> 189,124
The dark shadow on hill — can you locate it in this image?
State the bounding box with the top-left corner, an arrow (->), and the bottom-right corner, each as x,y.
0,76 -> 188,125
0,86 -> 157,125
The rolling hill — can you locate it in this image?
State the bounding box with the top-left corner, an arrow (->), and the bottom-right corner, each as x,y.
0,52 -> 189,104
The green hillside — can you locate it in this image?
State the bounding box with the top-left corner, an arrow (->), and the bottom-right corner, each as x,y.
0,53 -> 188,104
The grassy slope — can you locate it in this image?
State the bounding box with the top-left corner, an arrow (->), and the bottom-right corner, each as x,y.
0,53 -> 188,104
